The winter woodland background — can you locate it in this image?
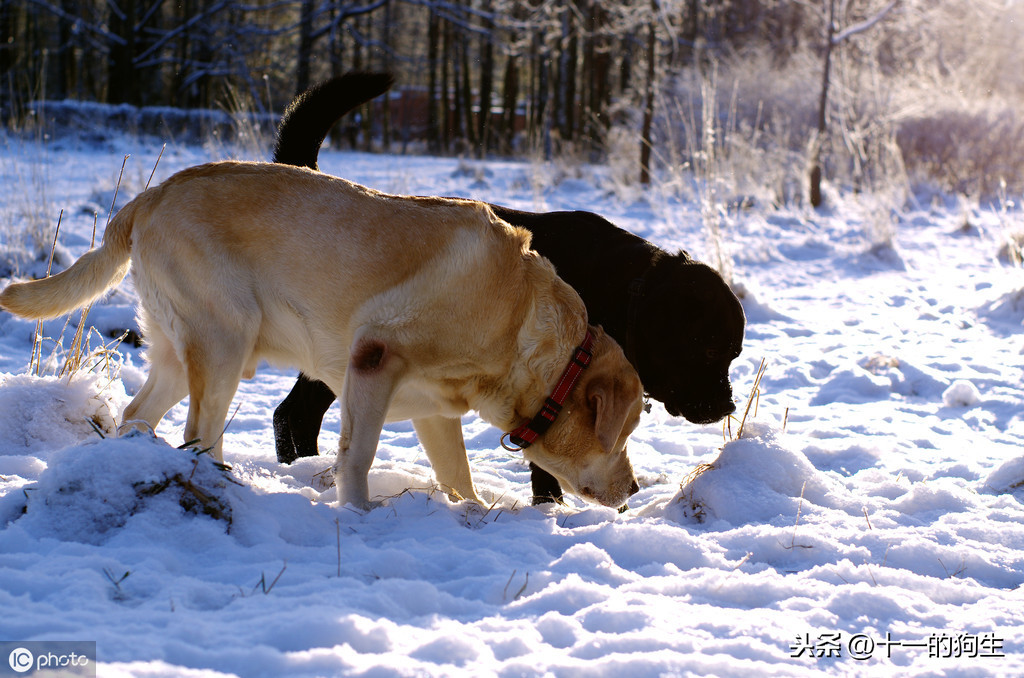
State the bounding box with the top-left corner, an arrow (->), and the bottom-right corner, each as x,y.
2,2 -> 1024,675
4,0 -> 1024,206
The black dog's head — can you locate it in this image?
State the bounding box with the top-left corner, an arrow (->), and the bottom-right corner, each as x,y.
630,253 -> 745,424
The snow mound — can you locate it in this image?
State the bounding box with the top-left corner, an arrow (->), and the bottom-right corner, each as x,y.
980,286 -> 1024,318
984,455 -> 1024,494
942,379 -> 982,408
15,434 -> 236,544
0,372 -> 126,455
811,367 -> 891,405
732,278 -> 789,323
667,423 -> 853,526
812,355 -> 952,406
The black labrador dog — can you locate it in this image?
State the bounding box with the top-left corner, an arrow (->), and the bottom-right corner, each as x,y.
271,73 -> 746,503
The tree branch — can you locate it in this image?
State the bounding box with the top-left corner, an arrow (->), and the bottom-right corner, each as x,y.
833,0 -> 899,44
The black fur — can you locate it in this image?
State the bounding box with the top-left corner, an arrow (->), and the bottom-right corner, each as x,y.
272,72 -> 394,171
270,73 -> 746,503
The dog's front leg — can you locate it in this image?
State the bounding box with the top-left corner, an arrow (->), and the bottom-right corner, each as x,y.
335,335 -> 406,510
413,416 -> 482,504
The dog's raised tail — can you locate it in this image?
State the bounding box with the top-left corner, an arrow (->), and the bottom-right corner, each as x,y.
0,200 -> 136,320
273,71 -> 394,170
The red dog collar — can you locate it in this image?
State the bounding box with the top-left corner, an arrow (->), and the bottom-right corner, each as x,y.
501,330 -> 595,451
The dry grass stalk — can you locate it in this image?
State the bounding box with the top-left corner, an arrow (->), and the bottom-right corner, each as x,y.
133,454 -> 238,526
503,569 -> 530,602
105,155 -> 130,226
335,518 -> 342,577
781,480 -> 813,551
146,144 -> 166,190
312,466 -> 334,491
736,358 -> 768,439
30,210 -> 62,376
32,151 -> 146,382
680,462 -> 715,488
59,215 -> 99,379
55,327 -> 120,381
465,494 -> 516,528
676,462 -> 717,524
723,358 -> 767,441
251,561 -> 287,595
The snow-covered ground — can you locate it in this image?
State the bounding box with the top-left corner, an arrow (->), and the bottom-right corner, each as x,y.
1,127 -> 1023,677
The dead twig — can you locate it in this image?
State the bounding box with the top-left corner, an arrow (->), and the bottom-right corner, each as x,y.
502,569 -> 530,602
780,480 -> 813,550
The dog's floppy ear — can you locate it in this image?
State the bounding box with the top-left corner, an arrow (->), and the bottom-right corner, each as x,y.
516,256 -> 588,387
587,373 -> 637,453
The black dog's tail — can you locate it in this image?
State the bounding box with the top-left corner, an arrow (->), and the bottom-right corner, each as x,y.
273,72 -> 394,170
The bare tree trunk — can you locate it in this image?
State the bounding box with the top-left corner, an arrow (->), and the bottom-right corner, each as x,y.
441,16 -> 452,152
809,0 -> 836,208
640,0 -> 657,185
529,31 -> 547,152
809,0 -> 899,206
296,0 -> 315,97
679,0 -> 699,65
555,3 -> 578,143
0,0 -> 12,84
379,0 -> 392,149
477,1 -> 494,157
327,2 -> 345,149
427,7 -> 441,153
536,45 -> 551,158
500,52 -> 519,154
351,7 -> 364,70
451,25 -> 464,146
54,0 -> 78,99
584,1 -> 611,154
459,24 -> 477,149
174,0 -> 192,106
107,0 -> 137,104
328,2 -> 344,76
175,0 -> 216,109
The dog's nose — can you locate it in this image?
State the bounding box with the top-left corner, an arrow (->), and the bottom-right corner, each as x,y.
628,480 -> 640,496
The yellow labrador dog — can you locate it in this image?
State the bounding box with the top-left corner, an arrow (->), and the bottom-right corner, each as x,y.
0,161 -> 643,509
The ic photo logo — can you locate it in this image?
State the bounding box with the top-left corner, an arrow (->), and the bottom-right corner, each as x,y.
2,641 -> 95,677
8,648 -> 33,673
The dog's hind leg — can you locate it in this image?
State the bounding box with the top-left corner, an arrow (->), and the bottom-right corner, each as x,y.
180,335 -> 252,464
119,324 -> 189,438
333,333 -> 407,510
412,416 -> 481,504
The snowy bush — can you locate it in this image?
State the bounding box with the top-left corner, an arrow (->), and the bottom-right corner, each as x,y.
897,107 -> 1024,197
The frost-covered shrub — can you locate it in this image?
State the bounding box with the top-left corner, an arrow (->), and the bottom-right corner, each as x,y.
897,107 -> 1024,197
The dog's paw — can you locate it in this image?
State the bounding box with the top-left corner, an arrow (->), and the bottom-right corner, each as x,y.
339,497 -> 386,513
117,420 -> 157,439
441,485 -> 484,505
